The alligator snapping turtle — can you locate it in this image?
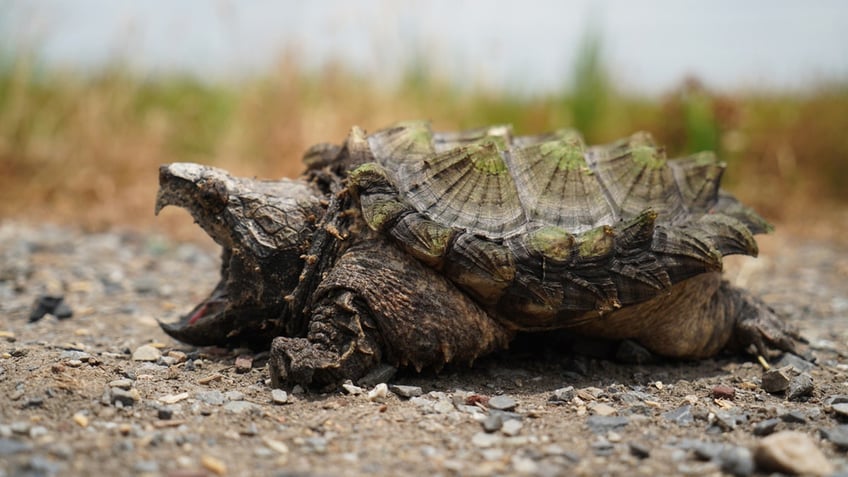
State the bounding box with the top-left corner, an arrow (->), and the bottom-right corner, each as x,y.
156,121 -> 800,387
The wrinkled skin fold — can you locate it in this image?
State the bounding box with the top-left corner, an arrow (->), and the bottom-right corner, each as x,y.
156,123 -> 802,389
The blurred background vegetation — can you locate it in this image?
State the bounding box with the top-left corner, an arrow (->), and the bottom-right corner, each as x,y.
1,3 -> 846,241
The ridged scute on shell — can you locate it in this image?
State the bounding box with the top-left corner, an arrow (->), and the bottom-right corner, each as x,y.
346,121 -> 772,328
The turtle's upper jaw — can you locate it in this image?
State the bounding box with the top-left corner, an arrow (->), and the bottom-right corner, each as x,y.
155,163 -> 326,348
156,163 -> 238,249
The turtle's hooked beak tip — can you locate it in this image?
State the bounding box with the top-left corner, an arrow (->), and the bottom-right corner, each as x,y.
155,162 -> 229,216
155,163 -> 183,215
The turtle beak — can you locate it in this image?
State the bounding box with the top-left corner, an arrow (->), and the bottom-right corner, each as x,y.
155,163 -> 229,215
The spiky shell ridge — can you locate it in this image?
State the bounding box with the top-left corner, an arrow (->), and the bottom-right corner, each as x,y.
344,121 -> 768,329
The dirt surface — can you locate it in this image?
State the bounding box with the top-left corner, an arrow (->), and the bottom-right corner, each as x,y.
1,220 -> 847,477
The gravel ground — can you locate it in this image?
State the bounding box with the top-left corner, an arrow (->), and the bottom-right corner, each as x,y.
1,220 -> 847,477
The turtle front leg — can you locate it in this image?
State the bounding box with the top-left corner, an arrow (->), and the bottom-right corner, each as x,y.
270,291 -> 381,389
269,236 -> 514,389
723,282 -> 803,358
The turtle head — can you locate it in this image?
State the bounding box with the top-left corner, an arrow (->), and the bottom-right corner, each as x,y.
156,163 -> 324,347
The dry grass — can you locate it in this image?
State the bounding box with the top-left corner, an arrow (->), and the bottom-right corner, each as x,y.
1,54 -> 846,243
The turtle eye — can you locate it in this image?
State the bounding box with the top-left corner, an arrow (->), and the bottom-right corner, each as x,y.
197,179 -> 228,210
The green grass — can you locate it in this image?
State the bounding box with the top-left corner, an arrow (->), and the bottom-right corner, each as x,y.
1,46 -> 846,235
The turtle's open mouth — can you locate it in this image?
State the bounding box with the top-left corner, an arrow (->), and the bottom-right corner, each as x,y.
158,246 -> 287,348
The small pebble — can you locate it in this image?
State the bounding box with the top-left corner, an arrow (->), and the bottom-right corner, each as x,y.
200,455 -> 227,475
72,412 -> 89,428
780,410 -> 807,424
501,419 -> 522,436
342,383 -> 364,395
753,418 -> 781,436
586,415 -> 629,434
482,414 -> 503,433
754,431 -> 834,476
110,388 -> 140,406
367,383 -> 389,402
157,408 -> 174,420
223,400 -> 258,414
234,355 -> 253,373
712,385 -> 736,400
196,390 -> 226,406
224,390 -> 245,401
761,367 -> 792,393
389,385 -> 422,398
717,446 -> 755,477
108,379 -> 133,390
262,437 -> 289,454
775,353 -> 815,373
471,432 -> 502,448
488,395 -> 517,411
549,386 -> 575,403
786,373 -> 814,401
832,402 -> 848,419
271,389 -> 288,405
588,402 -> 616,416
662,405 -> 694,425
820,425 -> 848,450
29,294 -> 73,322
132,345 -> 161,362
629,442 -> 650,459
159,392 -> 190,404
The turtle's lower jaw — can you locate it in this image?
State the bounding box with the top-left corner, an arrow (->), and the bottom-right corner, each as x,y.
158,273 -> 237,346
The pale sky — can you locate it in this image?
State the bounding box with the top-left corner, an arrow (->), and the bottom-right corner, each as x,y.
3,0 -> 847,95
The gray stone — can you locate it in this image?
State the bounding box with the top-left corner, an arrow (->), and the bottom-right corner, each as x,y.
482,414 -> 503,433
775,353 -> 815,373
110,388 -> 140,406
825,395 -> 848,406
832,402 -> 848,419
786,373 -> 814,401
629,441 -> 650,459
389,385 -> 422,398
0,438 -> 32,456
591,439 -> 615,456
779,410 -> 807,423
108,379 -> 133,390
753,418 -> 780,436
586,415 -> 629,434
488,395 -> 517,411
223,400 -> 258,414
271,389 -> 288,405
713,411 -> 744,431
663,405 -> 694,425
761,367 -> 792,393
196,390 -> 226,406
691,441 -> 723,460
820,425 -> 848,450
224,390 -> 245,401
133,461 -> 160,473
549,386 -> 575,403
471,432 -> 502,448
342,383 -> 364,395
717,446 -> 755,477
501,419 -> 522,436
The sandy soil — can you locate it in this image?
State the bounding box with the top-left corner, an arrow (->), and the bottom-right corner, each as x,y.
1,221 -> 847,477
